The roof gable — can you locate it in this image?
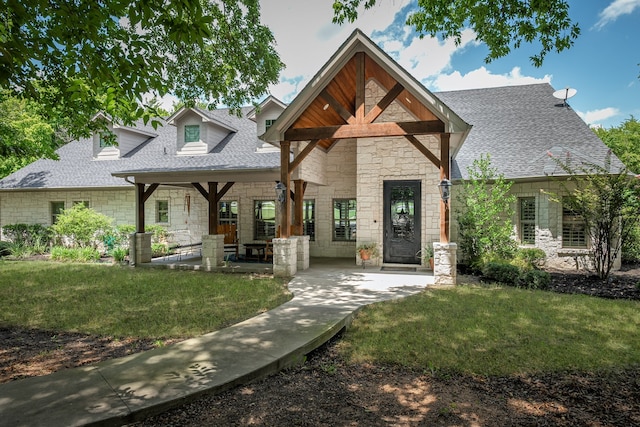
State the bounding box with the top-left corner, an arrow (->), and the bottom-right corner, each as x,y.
262,29 -> 470,152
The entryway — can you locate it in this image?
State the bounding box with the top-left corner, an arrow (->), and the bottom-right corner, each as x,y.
383,180 -> 421,264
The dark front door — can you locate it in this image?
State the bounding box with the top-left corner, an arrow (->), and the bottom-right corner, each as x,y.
383,180 -> 421,264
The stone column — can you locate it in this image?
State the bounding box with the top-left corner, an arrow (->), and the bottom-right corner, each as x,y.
293,235 -> 310,271
129,233 -> 152,265
202,234 -> 224,270
273,238 -> 298,277
434,242 -> 457,286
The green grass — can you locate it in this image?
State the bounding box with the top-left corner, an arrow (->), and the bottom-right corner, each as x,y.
0,261 -> 291,339
338,284 -> 640,376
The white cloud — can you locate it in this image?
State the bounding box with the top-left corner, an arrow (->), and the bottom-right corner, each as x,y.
576,107 -> 620,125
429,67 -> 551,91
595,0 -> 640,29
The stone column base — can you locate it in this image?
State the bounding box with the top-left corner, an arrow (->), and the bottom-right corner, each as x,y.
434,242 -> 457,286
273,238 -> 298,277
294,235 -> 310,271
129,233 -> 152,265
202,234 -> 224,270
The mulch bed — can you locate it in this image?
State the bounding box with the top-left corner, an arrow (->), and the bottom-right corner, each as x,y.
2,264 -> 639,426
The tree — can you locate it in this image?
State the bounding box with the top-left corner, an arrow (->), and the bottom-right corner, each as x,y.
0,89 -> 65,178
333,0 -> 580,67
0,0 -> 283,139
547,153 -> 640,279
595,117 -> 640,175
456,154 -> 517,268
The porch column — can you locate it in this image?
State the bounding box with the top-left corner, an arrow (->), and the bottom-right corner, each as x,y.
439,133 -> 450,243
279,141 -> 291,238
292,179 -> 305,236
136,183 -> 145,233
208,182 -> 218,235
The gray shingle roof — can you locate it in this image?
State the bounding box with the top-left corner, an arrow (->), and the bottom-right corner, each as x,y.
437,83 -> 624,180
0,107 -> 280,190
0,83 -> 622,190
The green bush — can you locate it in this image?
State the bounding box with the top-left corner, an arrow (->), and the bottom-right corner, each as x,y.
515,248 -> 546,269
517,269 -> 552,290
482,261 -> 520,285
51,205 -> 112,248
622,223 -> 640,263
145,225 -> 169,244
0,241 -> 12,257
2,223 -> 52,247
50,246 -> 101,262
151,242 -> 169,257
110,246 -> 129,262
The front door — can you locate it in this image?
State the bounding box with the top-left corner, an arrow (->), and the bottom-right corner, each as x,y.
383,180 -> 421,264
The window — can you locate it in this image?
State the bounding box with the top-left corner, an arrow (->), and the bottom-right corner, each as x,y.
519,197 -> 536,245
184,125 -> 200,143
219,201 -> 238,226
254,200 -> 276,240
303,199 -> 315,241
333,199 -> 356,241
265,119 -> 276,130
156,200 -> 169,223
99,131 -> 115,147
51,201 -> 65,224
73,201 -> 89,208
562,198 -> 587,248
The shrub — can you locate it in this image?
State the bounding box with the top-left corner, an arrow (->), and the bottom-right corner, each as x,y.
50,246 -> 101,262
110,246 -> 129,262
0,241 -> 12,257
515,248 -> 546,268
151,242 -> 169,257
482,261 -> 520,285
145,225 -> 169,244
2,223 -> 52,247
517,269 -> 552,290
622,223 -> 640,263
51,204 -> 112,248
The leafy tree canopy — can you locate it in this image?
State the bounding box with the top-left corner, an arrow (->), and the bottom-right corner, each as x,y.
333,0 -> 580,67
0,0 -> 284,139
595,116 -> 640,175
0,89 -> 65,178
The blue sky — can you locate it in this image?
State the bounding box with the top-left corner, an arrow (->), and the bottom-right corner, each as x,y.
261,0 -> 640,129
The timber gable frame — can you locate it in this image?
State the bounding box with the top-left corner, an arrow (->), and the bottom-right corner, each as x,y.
262,29 -> 471,241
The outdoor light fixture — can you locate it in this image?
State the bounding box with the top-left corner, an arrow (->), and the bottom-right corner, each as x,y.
438,179 -> 452,204
275,182 -> 286,204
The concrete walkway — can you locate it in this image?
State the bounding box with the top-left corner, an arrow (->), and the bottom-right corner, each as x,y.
0,259 -> 433,427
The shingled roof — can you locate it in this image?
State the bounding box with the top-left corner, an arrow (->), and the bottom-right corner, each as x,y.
0,107 -> 280,190
438,83 -> 625,181
0,83 -> 622,191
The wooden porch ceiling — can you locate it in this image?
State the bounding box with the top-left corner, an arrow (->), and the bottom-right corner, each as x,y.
288,52 -> 443,150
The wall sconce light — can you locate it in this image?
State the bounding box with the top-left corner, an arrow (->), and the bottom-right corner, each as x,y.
275,182 -> 286,204
438,179 -> 452,204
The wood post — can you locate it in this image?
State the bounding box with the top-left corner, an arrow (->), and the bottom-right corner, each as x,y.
136,183 -> 145,233
280,141 -> 291,238
440,133 -> 450,243
208,182 -> 218,235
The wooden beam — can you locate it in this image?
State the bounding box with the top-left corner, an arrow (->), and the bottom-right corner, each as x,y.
208,182 -> 218,235
284,120 -> 445,141
363,82 -> 404,124
355,52 -> 365,123
141,183 -> 159,203
290,139 -> 320,172
319,89 -> 354,124
280,141 -> 291,238
440,134 -> 451,244
218,182 -> 235,199
136,183 -> 146,233
405,135 -> 440,168
293,179 -> 305,236
192,183 -> 209,199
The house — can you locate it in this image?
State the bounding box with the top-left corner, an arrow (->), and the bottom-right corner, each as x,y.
0,30 -> 625,282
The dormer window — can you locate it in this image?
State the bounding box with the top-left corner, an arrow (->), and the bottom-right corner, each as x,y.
185,125 -> 200,143
99,131 -> 116,147
265,119 -> 276,130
